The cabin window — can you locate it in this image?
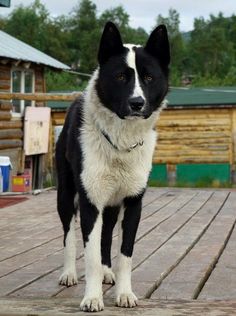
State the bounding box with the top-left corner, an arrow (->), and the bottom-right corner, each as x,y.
11,69 -> 35,115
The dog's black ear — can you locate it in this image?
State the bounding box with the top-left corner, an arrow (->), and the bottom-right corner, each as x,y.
98,21 -> 124,65
145,24 -> 170,67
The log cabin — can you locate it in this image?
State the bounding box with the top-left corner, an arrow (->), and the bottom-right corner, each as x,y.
48,87 -> 236,187
0,30 -> 69,189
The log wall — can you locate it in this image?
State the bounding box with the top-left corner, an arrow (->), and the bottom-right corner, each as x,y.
0,63 -> 45,174
49,106 -> 235,169
0,100 -> 23,174
155,108 -> 232,164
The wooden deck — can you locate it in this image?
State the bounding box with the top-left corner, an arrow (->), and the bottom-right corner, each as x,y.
1,188 -> 236,315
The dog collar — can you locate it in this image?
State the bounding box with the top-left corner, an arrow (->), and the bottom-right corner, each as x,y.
101,130 -> 144,152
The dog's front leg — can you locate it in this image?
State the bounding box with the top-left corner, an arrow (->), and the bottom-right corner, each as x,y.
116,193 -> 143,308
79,192 -> 104,312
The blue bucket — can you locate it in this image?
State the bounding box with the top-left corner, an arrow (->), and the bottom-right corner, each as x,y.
0,156 -> 12,192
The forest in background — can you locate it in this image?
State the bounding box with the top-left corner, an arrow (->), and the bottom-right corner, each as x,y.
0,0 -> 236,91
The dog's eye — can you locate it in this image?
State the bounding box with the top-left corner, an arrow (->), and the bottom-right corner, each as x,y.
144,74 -> 153,82
116,73 -> 126,81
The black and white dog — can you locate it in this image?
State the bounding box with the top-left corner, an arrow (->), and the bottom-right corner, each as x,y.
56,21 -> 170,312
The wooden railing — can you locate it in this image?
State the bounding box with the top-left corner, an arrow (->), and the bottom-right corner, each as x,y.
0,92 -> 81,102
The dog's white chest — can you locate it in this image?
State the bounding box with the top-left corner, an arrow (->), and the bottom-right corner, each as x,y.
80,130 -> 156,209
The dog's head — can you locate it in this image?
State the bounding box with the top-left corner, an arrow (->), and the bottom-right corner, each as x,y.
96,21 -> 170,120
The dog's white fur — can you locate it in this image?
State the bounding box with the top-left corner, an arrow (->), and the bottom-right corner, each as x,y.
59,216 -> 78,286
103,265 -> 116,284
115,205 -> 137,307
81,69 -> 165,209
125,44 -> 145,102
76,46 -> 167,310
80,213 -> 104,311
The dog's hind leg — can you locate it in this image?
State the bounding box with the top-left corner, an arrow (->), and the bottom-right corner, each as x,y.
101,206 -> 120,284
115,193 -> 143,308
57,168 -> 78,287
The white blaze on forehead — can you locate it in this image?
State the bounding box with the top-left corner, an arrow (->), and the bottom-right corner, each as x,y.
124,44 -> 145,100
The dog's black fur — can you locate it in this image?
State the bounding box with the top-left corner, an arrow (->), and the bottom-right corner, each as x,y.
56,21 -> 170,312
96,23 -> 169,119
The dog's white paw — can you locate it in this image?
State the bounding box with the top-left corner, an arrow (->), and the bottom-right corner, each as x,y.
80,296 -> 104,312
103,266 -> 115,284
116,292 -> 138,308
59,270 -> 78,287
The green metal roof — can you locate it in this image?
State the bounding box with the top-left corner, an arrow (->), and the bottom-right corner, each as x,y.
0,30 -> 70,70
47,100 -> 71,110
167,87 -> 236,107
47,87 -> 236,110
47,90 -> 78,110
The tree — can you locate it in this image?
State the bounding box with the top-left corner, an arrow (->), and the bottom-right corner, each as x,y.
3,0 -> 49,50
44,15 -> 75,65
69,0 -> 100,73
2,0 -> 74,65
126,27 -> 148,45
156,8 -> 180,38
2,0 -> 236,87
99,5 -> 129,31
99,6 -> 147,45
155,9 -> 185,85
0,15 -> 6,29
189,15 -> 234,78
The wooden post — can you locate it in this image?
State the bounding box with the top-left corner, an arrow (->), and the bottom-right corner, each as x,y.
231,108 -> 236,183
167,164 -> 176,186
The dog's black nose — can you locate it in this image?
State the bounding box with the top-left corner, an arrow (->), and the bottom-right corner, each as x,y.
129,96 -> 145,111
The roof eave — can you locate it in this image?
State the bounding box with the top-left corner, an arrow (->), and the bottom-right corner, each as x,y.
0,56 -> 70,70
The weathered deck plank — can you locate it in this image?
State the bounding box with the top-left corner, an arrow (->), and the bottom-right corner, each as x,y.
1,298 -> 236,316
199,205 -> 236,300
9,190 -> 195,298
128,191 -> 228,298
4,189 -> 172,297
1,188 -> 236,315
0,189 -> 168,279
56,190 -> 199,298
151,191 -> 236,299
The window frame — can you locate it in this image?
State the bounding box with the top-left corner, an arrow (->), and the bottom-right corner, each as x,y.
11,68 -> 35,117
